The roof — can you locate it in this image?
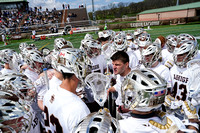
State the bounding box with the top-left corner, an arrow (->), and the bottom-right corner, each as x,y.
138,2 -> 200,15
0,0 -> 28,3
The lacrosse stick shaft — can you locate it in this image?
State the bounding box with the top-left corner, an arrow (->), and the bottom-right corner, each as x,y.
43,68 -> 49,90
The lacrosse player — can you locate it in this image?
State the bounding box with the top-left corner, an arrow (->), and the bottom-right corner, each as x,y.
0,49 -> 19,74
134,33 -> 152,66
162,34 -> 177,69
140,43 -> 172,89
165,34 -> 200,126
43,48 -> 90,132
107,51 -> 132,119
119,69 -> 198,133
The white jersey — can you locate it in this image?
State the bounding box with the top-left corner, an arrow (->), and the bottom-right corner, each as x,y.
127,42 -> 138,52
43,86 -> 90,132
90,54 -> 107,73
119,113 -> 186,133
170,52 -> 200,101
170,65 -> 190,101
0,68 -> 15,75
127,50 -> 139,70
134,49 -> 142,66
140,63 -> 171,88
49,76 -> 62,90
161,49 -> 173,65
25,107 -> 40,133
23,68 -> 39,83
113,74 -> 127,106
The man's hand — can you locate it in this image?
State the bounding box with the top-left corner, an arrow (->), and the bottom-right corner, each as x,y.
107,87 -> 116,96
118,105 -> 130,113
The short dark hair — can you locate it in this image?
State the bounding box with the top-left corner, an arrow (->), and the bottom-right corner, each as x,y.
61,71 -> 74,79
111,51 -> 129,64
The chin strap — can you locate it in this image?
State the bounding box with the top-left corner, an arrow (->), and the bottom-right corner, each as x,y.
130,111 -> 156,119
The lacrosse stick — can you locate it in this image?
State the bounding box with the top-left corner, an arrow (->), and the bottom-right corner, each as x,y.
43,68 -> 49,90
101,43 -> 115,110
85,73 -> 111,107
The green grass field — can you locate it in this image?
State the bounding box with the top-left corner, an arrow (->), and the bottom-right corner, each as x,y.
1,22 -> 200,53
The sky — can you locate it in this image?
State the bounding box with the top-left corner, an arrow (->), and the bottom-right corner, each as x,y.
28,0 -> 143,12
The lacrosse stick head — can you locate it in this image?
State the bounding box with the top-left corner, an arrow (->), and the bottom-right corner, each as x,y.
187,59 -> 200,99
101,42 -> 115,60
85,73 -> 111,107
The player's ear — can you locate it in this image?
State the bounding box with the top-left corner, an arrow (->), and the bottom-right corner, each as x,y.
125,62 -> 129,68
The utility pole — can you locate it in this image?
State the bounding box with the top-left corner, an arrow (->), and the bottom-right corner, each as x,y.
92,0 -> 96,21
176,0 -> 179,6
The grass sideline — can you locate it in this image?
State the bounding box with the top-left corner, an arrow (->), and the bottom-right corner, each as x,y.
0,22 -> 200,53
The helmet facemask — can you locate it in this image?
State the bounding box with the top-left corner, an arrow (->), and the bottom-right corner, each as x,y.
84,40 -> 101,58
173,40 -> 198,68
166,35 -> 177,53
25,50 -> 45,74
114,32 -> 127,51
142,44 -> 161,68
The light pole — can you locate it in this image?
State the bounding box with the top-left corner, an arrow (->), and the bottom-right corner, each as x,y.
92,0 -> 96,21
176,0 -> 179,6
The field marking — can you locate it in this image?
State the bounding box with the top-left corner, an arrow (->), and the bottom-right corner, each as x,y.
39,43 -> 50,50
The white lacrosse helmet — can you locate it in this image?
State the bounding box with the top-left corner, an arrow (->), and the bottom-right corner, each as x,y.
82,39 -> 101,58
54,38 -> 73,51
0,73 -> 36,105
137,33 -> 152,48
98,31 -> 104,38
84,33 -> 93,40
113,32 -> 127,51
72,108 -> 120,133
55,48 -> 90,81
134,28 -> 144,36
0,90 -> 32,133
173,40 -> 198,68
0,49 -> 15,64
126,33 -> 133,40
141,43 -> 162,68
24,49 -> 45,73
19,42 -> 28,52
121,69 -> 167,112
177,33 -> 196,44
166,34 -> 177,53
107,30 -> 116,40
103,30 -> 111,39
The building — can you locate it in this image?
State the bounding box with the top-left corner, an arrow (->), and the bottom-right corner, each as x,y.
137,2 -> 200,21
0,0 -> 29,13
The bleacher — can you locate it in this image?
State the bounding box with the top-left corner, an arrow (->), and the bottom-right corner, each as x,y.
66,8 -> 91,27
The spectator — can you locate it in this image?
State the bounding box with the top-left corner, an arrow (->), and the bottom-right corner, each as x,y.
68,4 -> 70,9
62,4 -> 65,9
1,34 -> 5,45
67,17 -> 70,23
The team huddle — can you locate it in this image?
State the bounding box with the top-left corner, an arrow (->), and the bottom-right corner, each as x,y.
0,28 -> 200,133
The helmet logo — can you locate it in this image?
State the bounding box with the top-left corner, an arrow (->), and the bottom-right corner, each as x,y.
60,52 -> 65,56
154,90 -> 166,96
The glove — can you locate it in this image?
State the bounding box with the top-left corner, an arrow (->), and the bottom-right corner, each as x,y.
117,105 -> 130,113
